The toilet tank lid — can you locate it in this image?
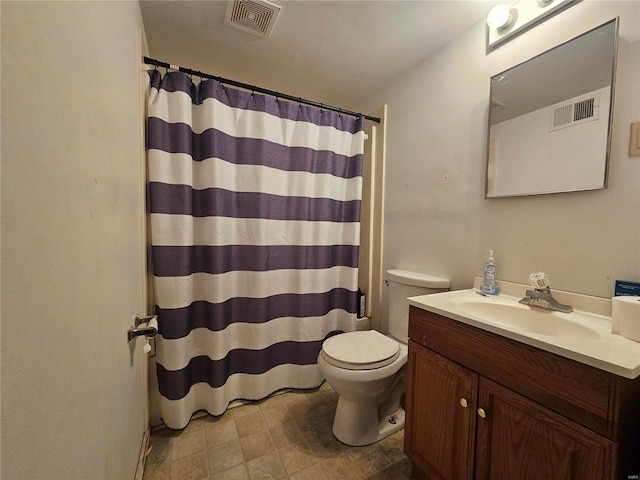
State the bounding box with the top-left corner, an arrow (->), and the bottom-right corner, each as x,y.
387,269 -> 450,289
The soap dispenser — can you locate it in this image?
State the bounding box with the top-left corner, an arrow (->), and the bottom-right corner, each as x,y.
481,250 -> 499,295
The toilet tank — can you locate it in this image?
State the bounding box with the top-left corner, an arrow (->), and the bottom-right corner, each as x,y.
387,269 -> 450,343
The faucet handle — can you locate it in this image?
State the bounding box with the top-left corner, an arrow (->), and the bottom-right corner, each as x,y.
529,271 -> 551,290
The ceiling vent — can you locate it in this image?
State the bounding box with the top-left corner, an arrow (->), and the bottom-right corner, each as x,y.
225,0 -> 282,38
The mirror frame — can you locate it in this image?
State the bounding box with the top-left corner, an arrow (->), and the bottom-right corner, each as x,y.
485,18 -> 619,199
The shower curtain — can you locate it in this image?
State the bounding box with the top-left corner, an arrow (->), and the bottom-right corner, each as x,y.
146,69 -> 365,429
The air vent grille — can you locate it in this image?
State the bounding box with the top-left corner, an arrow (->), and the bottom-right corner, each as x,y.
553,104 -> 573,128
225,0 -> 281,38
549,91 -> 600,132
574,97 -> 595,122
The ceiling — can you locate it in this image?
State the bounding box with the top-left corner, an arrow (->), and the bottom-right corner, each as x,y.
140,0 -> 503,110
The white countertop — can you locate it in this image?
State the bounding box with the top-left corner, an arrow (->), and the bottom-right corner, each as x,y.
408,286 -> 640,380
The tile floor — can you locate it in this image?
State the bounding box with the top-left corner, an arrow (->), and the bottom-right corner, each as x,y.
142,382 -> 413,480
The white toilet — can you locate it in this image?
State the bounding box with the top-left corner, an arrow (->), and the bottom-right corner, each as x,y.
318,269 -> 450,446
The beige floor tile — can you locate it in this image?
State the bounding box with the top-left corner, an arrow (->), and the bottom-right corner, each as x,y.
320,451 -> 364,480
349,444 -> 392,476
235,411 -> 267,438
365,464 -> 407,480
206,419 -> 239,448
210,463 -> 249,480
296,408 -> 330,435
377,431 -> 405,463
261,403 -> 294,429
279,440 -> 318,475
246,450 -> 288,480
286,397 -> 315,423
172,429 -> 206,460
305,423 -> 350,460
289,463 -> 329,480
142,463 -> 171,480
208,439 -> 245,474
269,420 -> 304,449
170,451 -> 208,480
240,429 -> 276,462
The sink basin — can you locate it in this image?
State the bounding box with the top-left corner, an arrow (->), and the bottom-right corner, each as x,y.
455,301 -> 601,340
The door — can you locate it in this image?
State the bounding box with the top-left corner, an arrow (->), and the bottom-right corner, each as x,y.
405,342 -> 478,480
1,4 -> 149,478
475,377 -> 617,480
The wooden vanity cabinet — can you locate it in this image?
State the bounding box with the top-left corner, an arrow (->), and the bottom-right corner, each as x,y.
405,306 -> 640,480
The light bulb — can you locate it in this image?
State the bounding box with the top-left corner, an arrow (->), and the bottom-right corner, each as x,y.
487,4 -> 514,29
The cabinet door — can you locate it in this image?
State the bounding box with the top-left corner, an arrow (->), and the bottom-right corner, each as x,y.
405,342 -> 478,480
475,377 -> 617,480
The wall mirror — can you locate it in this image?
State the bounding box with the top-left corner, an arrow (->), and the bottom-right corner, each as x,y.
485,18 -> 618,198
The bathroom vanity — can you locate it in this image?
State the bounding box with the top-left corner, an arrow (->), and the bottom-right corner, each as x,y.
404,288 -> 640,480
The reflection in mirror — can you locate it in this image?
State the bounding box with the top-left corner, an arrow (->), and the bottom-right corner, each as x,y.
486,18 -> 618,198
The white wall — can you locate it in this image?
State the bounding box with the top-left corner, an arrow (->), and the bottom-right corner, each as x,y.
489,87 -> 611,196
358,0 -> 640,301
1,2 -> 148,478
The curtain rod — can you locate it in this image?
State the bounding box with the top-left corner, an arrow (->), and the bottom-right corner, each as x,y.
143,56 -> 381,124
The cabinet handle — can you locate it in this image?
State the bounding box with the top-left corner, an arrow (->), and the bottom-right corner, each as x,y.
477,408 -> 487,419
459,398 -> 468,408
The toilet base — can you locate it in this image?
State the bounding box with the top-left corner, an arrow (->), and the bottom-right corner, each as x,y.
331,396 -> 405,446
327,361 -> 407,446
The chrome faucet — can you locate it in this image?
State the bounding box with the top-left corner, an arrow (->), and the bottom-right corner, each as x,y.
519,272 -> 573,313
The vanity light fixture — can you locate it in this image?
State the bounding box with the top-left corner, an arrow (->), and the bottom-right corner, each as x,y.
487,0 -> 582,51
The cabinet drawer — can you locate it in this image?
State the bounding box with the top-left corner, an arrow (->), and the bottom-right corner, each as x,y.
409,306 -> 615,438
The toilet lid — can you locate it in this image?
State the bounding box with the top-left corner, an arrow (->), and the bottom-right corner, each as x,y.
321,330 -> 400,370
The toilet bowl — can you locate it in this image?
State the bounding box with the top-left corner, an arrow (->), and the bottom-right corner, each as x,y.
318,269 -> 450,446
318,330 -> 408,446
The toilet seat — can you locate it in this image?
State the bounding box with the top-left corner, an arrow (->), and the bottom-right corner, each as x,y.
321,330 -> 400,370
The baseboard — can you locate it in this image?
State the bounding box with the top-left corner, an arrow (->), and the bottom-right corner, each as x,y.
134,429 -> 151,480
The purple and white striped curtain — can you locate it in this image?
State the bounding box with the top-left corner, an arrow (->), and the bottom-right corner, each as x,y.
146,70 -> 365,429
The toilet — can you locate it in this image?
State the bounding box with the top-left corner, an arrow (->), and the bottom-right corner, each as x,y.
318,269 -> 450,446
